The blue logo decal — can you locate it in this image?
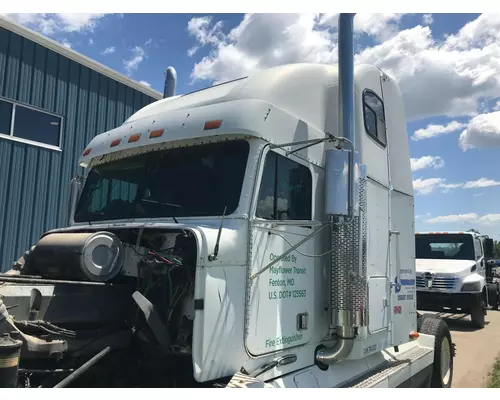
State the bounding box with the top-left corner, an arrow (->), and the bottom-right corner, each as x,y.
394,277 -> 401,293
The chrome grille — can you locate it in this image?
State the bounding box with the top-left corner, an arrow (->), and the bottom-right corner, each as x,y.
416,276 -> 457,290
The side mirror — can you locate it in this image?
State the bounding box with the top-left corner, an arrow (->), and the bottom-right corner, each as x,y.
68,175 -> 85,225
484,238 -> 494,258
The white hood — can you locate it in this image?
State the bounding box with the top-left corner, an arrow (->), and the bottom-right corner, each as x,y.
416,258 -> 476,274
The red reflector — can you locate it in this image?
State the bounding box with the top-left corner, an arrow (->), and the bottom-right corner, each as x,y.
204,120 -> 222,130
110,139 -> 121,147
128,133 -> 141,143
82,148 -> 91,156
149,129 -> 164,138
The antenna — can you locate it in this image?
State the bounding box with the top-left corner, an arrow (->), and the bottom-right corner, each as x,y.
208,206 -> 227,262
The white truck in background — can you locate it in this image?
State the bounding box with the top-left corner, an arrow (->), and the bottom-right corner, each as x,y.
415,231 -> 499,328
0,14 -> 455,388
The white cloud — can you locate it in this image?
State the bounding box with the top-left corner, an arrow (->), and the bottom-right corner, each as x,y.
318,13 -> 404,41
494,101 -> 500,111
59,38 -> 72,49
425,213 -> 478,224
412,121 -> 466,141
425,213 -> 500,226
187,46 -> 198,57
122,38 -> 153,75
410,155 -> 445,172
413,177 -> 500,195
124,46 -> 145,74
187,16 -> 225,48
413,178 -> 444,195
139,80 -> 151,88
473,193 -> 484,197
188,14 -> 336,84
101,46 -> 116,56
459,111 -> 500,150
415,212 -> 432,219
422,14 -> 433,26
478,214 -> 500,225
187,13 -> 500,120
2,13 -> 107,36
439,183 -> 464,192
462,177 -> 500,188
88,38 -> 94,45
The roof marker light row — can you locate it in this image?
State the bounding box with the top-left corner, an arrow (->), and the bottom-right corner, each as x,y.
81,119 -> 223,157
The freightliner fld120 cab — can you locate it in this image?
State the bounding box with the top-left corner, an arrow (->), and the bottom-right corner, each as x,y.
415,231 -> 499,328
0,14 -> 455,388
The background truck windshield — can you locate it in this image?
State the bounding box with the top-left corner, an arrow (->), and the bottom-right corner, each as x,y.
74,140 -> 249,222
415,234 -> 475,261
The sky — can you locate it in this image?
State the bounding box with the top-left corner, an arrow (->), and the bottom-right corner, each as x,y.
2,12 -> 500,239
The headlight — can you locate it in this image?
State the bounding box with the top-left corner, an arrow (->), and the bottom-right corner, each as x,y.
461,282 -> 481,292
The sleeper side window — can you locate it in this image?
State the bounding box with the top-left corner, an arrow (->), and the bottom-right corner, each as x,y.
256,151 -> 312,221
363,90 -> 387,146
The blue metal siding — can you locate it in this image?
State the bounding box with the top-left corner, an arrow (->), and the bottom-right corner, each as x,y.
0,27 -> 158,271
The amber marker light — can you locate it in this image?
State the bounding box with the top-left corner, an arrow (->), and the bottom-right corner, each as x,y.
149,129 -> 164,138
203,120 -> 222,130
128,133 -> 141,143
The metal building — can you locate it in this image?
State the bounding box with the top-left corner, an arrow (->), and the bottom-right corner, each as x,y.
0,16 -> 163,271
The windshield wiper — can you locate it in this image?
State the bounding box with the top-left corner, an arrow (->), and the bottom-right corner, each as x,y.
140,198 -> 181,223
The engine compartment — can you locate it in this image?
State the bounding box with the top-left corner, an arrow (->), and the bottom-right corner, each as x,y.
0,227 -> 209,388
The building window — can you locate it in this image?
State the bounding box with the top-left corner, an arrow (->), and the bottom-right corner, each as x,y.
0,97 -> 62,150
0,100 -> 13,135
256,151 -> 312,221
363,89 -> 386,146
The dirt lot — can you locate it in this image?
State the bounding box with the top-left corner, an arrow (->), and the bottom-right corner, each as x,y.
431,310 -> 500,388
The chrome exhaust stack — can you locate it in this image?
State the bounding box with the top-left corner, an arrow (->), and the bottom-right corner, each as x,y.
163,66 -> 177,98
316,12 -> 368,367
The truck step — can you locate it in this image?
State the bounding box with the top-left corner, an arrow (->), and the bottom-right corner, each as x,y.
342,346 -> 432,388
226,372 -> 275,388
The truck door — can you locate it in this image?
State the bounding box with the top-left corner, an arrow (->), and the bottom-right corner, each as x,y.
380,74 -> 418,345
245,146 -> 317,356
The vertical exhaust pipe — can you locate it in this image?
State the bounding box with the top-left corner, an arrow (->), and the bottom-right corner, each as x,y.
338,13 -> 356,150
163,66 -> 177,98
316,13 -> 358,367
338,13 -> 357,219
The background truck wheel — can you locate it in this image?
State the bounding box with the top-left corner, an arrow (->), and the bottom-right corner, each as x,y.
419,316 -> 453,388
470,293 -> 486,328
417,313 -> 434,331
487,284 -> 499,311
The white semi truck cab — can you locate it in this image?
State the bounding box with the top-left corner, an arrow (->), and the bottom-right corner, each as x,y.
0,14 -> 455,388
415,231 -> 496,328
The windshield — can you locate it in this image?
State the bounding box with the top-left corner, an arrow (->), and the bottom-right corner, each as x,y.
74,140 -> 250,222
415,234 -> 475,261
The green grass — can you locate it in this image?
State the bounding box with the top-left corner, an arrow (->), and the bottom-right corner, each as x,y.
488,357 -> 500,388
